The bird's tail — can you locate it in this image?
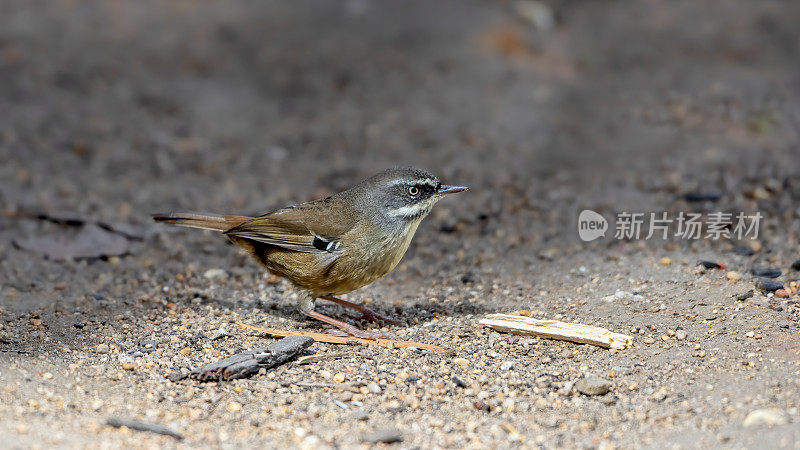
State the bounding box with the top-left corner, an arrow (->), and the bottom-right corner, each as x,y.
152,212 -> 252,232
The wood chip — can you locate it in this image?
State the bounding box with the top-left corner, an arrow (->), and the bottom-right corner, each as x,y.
237,323 -> 446,353
479,314 -> 633,349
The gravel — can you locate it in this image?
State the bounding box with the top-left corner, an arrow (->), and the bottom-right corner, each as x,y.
574,376 -> 612,396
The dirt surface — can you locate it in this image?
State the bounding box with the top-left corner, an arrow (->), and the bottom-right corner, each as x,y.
2,1 -> 800,448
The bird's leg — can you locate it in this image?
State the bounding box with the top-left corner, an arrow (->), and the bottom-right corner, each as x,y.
304,311 -> 393,340
319,295 -> 401,325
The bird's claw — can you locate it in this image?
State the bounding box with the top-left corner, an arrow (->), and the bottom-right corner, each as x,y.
346,311 -> 401,325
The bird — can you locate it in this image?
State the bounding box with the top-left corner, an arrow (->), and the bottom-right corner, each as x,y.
153,167 -> 467,339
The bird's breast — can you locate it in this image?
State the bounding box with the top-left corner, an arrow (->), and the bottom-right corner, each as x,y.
316,219 -> 422,295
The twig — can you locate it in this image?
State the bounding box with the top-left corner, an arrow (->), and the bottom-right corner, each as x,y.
237,322 -> 446,353
105,417 -> 183,440
169,335 -> 314,382
479,314 -> 633,349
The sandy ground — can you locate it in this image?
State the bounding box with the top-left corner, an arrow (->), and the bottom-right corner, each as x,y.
1,1 -> 800,448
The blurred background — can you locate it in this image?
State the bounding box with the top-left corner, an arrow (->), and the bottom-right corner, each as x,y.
1,0 -> 799,297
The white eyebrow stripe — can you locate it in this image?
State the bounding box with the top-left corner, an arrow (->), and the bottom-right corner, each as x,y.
385,178 -> 439,188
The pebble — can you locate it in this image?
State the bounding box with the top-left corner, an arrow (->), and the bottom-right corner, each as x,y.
732,245 -> 755,256
698,260 -> 723,270
179,347 -> 192,356
751,268 -> 781,278
775,289 -> 790,298
726,271 -> 741,282
333,373 -> 346,383
363,427 -> 403,444
574,375 -> 611,396
742,408 -> 788,427
203,268 -> 228,280
675,330 -> 687,340
96,344 -> 109,354
736,290 -> 754,301
453,358 -> 469,367
642,337 -> 655,345
650,388 -> 668,402
514,0 -> 556,32
791,259 -> 800,271
684,191 -> 721,202
366,382 -> 381,394
659,257 -> 671,266
757,279 -> 783,292
227,402 -> 242,413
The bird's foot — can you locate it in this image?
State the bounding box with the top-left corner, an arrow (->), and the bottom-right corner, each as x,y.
346,309 -> 401,325
319,295 -> 401,325
305,310 -> 394,340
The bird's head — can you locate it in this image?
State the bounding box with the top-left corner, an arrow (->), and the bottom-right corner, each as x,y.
357,167 -> 468,225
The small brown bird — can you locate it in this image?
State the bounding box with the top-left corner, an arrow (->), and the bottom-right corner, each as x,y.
153,167 -> 467,338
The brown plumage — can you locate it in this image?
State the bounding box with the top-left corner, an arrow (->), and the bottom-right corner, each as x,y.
153,167 -> 467,339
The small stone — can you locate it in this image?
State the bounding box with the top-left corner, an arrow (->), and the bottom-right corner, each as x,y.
179,347 -> 192,356
363,427 -> 403,444
203,268 -> 228,280
650,388 -> 668,402
660,257 -> 671,266
684,191 -> 721,202
757,279 -> 783,292
752,268 -> 781,278
726,271 -> 741,282
333,372 -> 346,383
675,330 -> 687,340
227,401 -> 242,413
736,290 -> 754,301
775,289 -> 790,298
574,375 -> 612,396
210,327 -> 230,340
96,344 -> 109,354
367,382 -> 381,394
642,337 -> 655,345
30,318 -> 42,327
746,331 -> 755,338
453,357 -> 469,367
42,372 -> 54,380
791,259 -> 800,271
742,408 -> 788,427
122,363 -> 135,371
732,246 -> 755,256
514,0 -> 556,32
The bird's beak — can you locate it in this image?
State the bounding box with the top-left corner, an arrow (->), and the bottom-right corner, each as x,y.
437,185 -> 469,196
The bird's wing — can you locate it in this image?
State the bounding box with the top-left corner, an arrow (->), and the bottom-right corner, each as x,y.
223,200 -> 355,254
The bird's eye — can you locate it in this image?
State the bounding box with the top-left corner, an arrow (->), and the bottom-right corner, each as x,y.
407,185 -> 420,197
